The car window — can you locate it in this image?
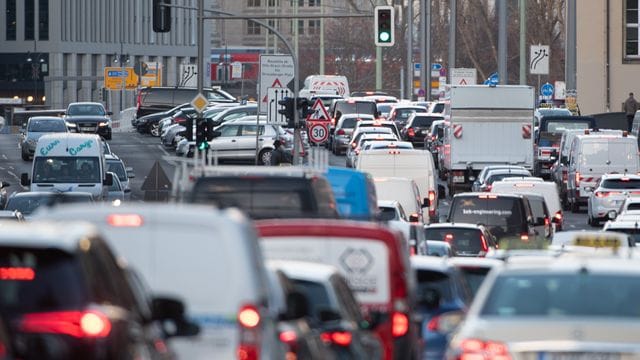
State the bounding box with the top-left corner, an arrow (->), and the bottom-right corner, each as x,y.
292,279 -> 334,321
457,266 -> 493,297
450,197 -> 525,237
219,125 -> 240,137
240,125 -> 263,136
109,177 -> 122,191
528,198 -> 548,220
546,121 -> 590,132
602,179 -> 640,189
33,157 -> 101,184
28,119 -> 66,132
107,161 -> 127,182
222,112 -> 247,122
412,116 -> 442,127
341,118 -> 358,128
0,247 -> 88,313
67,104 -> 105,116
424,227 -> 485,254
416,269 -> 453,303
378,206 -> 398,221
481,274 -> 640,317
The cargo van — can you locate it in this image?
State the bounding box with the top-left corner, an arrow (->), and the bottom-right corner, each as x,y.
256,219 -> 421,360
20,133 -> 112,200
324,167 -> 378,221
566,131 -> 640,212
374,177 -> 427,224
357,149 -> 438,223
33,203 -> 286,360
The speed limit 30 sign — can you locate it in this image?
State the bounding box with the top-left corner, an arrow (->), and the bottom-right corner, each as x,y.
307,122 -> 329,144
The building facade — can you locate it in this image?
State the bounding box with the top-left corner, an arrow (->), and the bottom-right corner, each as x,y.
0,0 -> 213,117
577,0 -> 640,115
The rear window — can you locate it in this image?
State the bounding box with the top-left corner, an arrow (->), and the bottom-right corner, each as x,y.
412,116 -> 442,127
416,269 -> 453,303
431,103 -> 445,113
602,179 -> 640,189
67,104 -> 105,116
379,207 -> 398,221
546,121 -> 590,132
341,118 -> 358,128
423,227 -> 484,254
457,266 -> 492,296
0,247 -> 87,314
191,177 -> 336,219
481,274 -> 640,317
486,173 -> 530,185
395,108 -> 422,121
292,279 -> 333,321
28,119 -> 66,132
449,196 -> 525,238
334,101 -> 377,117
527,198 -> 548,219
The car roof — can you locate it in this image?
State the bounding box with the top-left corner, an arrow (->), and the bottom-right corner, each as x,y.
377,199 -> 400,208
28,116 -> 64,121
453,192 -> 525,199
600,173 -> 640,180
341,113 -> 375,119
498,256 -> 640,274
410,255 -> 451,272
9,191 -> 93,199
448,256 -> 504,269
425,222 -> 485,230
497,177 -> 545,183
267,260 -> 338,283
196,165 -> 323,178
0,221 -> 99,252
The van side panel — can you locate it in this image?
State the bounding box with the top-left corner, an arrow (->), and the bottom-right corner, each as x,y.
325,167 -> 377,220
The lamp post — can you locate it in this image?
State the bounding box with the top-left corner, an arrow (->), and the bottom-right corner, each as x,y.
26,52 -> 45,105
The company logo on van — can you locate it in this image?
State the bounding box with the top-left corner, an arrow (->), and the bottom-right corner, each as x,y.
68,140 -> 93,156
339,248 -> 374,275
39,140 -> 61,156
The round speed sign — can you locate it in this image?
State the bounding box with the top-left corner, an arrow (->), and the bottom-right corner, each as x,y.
308,122 -> 329,144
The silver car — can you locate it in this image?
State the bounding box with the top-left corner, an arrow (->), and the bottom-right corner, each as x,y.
587,173 -> 640,226
447,255 -> 640,359
106,171 -> 128,201
105,155 -> 134,194
20,116 -> 68,160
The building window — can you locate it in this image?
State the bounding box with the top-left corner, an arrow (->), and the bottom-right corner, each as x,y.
6,0 -> 16,41
267,19 -> 280,34
298,20 -> 304,35
626,0 -> 640,58
247,20 -> 261,35
25,0 -> 35,40
309,0 -> 320,6
308,20 -> 320,34
248,0 -> 260,6
290,0 -> 304,6
268,0 -> 279,6
39,0 -> 49,40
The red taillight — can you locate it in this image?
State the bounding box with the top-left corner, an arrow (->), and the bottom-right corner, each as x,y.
391,312 -> 409,337
520,234 -> 529,242
0,267 -> 35,281
575,172 -> 581,183
337,129 -> 345,135
480,234 -> 489,253
445,233 -> 454,243
554,211 -> 563,221
279,330 -> 297,343
595,191 -> 609,198
407,128 -> 415,137
20,310 -> 112,338
321,331 -> 353,347
485,184 -> 492,192
544,217 -> 550,226
175,117 -> 186,124
238,305 -> 260,329
106,214 -> 144,227
351,142 -> 356,148
428,190 -> 436,217
459,338 -> 512,360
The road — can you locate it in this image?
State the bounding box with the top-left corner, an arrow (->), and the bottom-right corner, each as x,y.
0,130 -> 593,231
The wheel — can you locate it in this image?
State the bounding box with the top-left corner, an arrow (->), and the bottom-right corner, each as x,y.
150,123 -> 160,137
258,149 -> 272,166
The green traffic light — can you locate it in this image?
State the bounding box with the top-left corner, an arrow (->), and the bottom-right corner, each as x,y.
379,31 -> 391,42
198,142 -> 209,150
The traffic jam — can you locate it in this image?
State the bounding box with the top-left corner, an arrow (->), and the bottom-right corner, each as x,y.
2,77 -> 640,360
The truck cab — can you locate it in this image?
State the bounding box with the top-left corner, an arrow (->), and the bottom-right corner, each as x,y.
21,133 -> 112,200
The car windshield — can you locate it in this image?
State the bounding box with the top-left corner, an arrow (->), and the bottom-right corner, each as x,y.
334,101 -> 377,117
378,207 -> 398,221
33,157 -> 101,184
0,247 -> 87,314
67,104 -> 105,116
450,197 -> 524,239
28,119 -> 66,132
5,194 -> 92,215
107,161 -> 127,182
395,108 -> 423,120
341,118 -> 359,128
601,179 -> 640,189
412,116 -> 443,127
424,227 -> 484,254
481,273 -> 640,317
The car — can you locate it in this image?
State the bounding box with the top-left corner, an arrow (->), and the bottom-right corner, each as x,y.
387,104 -> 428,127
270,260 -> 383,360
264,263 -> 333,360
0,209 -> 25,221
411,256 -> 472,360
0,181 -> 10,209
471,168 -> 532,192
64,102 -> 113,140
354,119 -> 401,139
324,167 -> 379,221
188,166 -> 339,220
209,104 -> 259,126
400,113 -> 444,147
378,199 -> 426,251
446,256 -> 640,359
106,171 -> 127,202
134,86 -> 236,119
105,154 -> 134,195
329,99 -> 378,127
0,221 -> 194,359
471,165 -> 528,191
533,107 -> 573,125
374,177 -> 428,225
520,193 -> 553,240
423,223 -> 498,257
133,102 -> 190,134
602,219 -> 640,246
447,257 -> 503,297
550,229 -> 634,251
330,113 -> 375,155
33,203 -> 286,359
418,240 -> 454,257
157,107 -> 197,138
257,219 -> 422,360
587,174 -> 640,226
447,192 -> 538,246
617,196 -> 640,216
347,132 -> 398,168
19,116 -> 68,160
345,127 -> 396,167
5,191 -> 94,218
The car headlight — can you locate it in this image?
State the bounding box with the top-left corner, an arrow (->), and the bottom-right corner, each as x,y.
99,121 -> 109,127
66,122 -> 77,128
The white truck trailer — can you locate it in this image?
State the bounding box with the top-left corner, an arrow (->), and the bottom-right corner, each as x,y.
441,85 -> 535,194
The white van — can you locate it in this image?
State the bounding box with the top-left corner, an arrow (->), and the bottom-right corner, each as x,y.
21,133 -> 111,200
357,148 -> 438,223
567,131 -> 640,212
374,177 -> 427,224
491,177 -> 564,231
33,203 -> 284,360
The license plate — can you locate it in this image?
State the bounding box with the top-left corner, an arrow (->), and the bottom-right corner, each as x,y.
539,352 -> 621,360
453,175 -> 465,183
81,127 -> 95,131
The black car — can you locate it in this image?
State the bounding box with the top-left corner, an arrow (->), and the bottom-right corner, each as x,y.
64,102 -> 113,140
133,103 -> 191,135
135,86 -> 236,119
0,181 -> 10,209
0,221 -> 197,360
401,113 -> 443,147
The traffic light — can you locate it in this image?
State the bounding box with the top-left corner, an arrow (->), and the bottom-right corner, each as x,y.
195,118 -> 208,150
278,97 -> 295,127
153,0 -> 171,33
296,97 -> 311,119
184,117 -> 194,141
374,6 -> 394,47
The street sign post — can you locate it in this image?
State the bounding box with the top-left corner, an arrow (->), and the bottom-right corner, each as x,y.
267,87 -> 292,125
258,54 -> 294,114
530,45 -> 550,75
451,68 -> 477,86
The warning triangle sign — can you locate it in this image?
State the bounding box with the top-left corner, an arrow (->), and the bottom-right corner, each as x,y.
262,78 -> 285,102
459,79 -> 467,85
141,161 -> 172,191
306,98 -> 331,121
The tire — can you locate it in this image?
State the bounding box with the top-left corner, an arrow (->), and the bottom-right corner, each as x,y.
258,149 -> 272,166
150,123 -> 160,137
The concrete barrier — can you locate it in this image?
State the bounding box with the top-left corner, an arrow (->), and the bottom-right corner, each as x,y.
113,107 -> 137,133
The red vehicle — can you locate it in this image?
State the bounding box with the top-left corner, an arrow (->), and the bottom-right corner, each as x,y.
256,219 -> 421,360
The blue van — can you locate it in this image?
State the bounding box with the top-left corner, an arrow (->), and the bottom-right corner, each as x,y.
324,167 -> 378,220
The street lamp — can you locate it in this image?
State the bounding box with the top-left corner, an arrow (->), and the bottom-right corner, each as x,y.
26,52 -> 46,104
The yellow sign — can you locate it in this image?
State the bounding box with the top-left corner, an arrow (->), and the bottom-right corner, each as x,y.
141,62 -> 162,87
573,236 -> 620,249
104,67 -> 137,90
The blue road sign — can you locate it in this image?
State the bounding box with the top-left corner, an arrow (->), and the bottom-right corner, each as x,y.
484,72 -> 499,85
540,82 -> 554,97
431,63 -> 442,71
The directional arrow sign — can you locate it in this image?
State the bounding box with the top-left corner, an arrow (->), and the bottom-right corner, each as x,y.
267,87 -> 293,125
259,54 -> 294,114
530,45 -> 550,75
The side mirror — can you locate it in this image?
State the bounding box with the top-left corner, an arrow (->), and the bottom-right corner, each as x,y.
422,197 -> 430,208
318,309 -> 342,323
417,288 -> 441,309
20,173 -> 30,187
409,214 -> 420,223
584,186 -> 594,193
283,291 -> 310,320
152,296 -> 201,338
103,172 -> 113,186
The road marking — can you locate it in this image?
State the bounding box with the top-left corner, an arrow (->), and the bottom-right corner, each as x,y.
1,154 -> 7,160
0,167 -> 4,170
7,171 -> 20,182
157,145 -> 178,167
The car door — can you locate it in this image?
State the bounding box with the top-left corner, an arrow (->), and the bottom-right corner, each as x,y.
210,123 -> 241,158
235,124 -> 265,159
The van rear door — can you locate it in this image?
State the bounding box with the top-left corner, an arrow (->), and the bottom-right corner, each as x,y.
608,138 -> 639,173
